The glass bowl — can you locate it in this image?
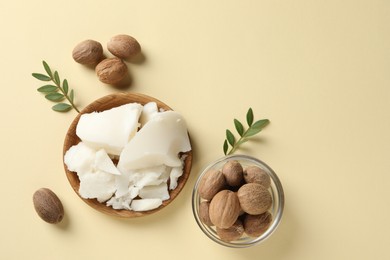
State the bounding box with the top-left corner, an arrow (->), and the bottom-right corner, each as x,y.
192,154 -> 284,248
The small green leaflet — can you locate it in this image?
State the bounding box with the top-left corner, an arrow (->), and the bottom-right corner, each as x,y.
246,108 -> 254,126
37,85 -> 58,93
32,73 -> 51,81
42,61 -> 52,77
69,89 -> 74,103
223,108 -> 270,155
226,129 -> 235,146
52,103 -> 72,112
45,93 -> 64,101
223,140 -> 229,155
234,119 -> 244,136
53,71 -> 60,85
63,79 -> 68,94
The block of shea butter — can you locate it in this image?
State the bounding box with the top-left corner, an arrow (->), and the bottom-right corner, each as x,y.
76,103 -> 143,156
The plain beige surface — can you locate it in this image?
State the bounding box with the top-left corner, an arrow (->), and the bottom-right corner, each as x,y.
1,0 -> 389,259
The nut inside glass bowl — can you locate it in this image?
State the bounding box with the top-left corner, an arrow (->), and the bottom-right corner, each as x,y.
192,154 -> 284,248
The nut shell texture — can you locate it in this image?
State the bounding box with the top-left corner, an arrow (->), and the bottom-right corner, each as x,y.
222,160 -> 243,187
216,219 -> 244,242
243,212 -> 272,237
209,190 -> 241,229
199,201 -> 213,226
243,166 -> 271,188
107,34 -> 141,59
198,169 -> 226,200
95,58 -> 128,84
33,188 -> 64,224
237,183 -> 272,215
72,39 -> 103,66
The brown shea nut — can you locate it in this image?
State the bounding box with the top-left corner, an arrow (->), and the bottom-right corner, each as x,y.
216,219 -> 245,242
199,201 -> 213,226
209,190 -> 241,229
237,183 -> 272,215
72,39 -> 103,66
198,169 -> 226,200
107,34 -> 141,59
244,166 -> 271,188
243,212 -> 272,237
95,58 -> 128,84
222,160 -> 243,187
33,188 -> 64,224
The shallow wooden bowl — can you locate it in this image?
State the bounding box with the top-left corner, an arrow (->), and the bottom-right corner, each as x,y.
63,92 -> 193,217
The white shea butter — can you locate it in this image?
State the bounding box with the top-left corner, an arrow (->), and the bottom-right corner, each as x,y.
65,102 -> 191,212
118,111 -> 191,170
76,103 -> 143,156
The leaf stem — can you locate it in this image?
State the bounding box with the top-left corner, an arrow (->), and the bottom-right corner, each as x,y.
49,73 -> 80,113
226,132 -> 247,155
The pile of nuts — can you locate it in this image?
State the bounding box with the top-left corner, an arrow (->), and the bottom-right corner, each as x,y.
72,34 -> 141,85
198,160 -> 273,242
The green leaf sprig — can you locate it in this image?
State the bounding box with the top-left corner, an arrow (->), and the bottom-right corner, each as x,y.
32,61 -> 80,113
223,108 -> 270,155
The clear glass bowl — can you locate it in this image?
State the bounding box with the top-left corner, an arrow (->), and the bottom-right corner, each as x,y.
192,154 -> 284,248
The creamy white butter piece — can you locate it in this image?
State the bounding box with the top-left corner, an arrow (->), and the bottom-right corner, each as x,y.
64,142 -> 96,179
78,170 -> 116,203
76,103 -> 143,156
139,183 -> 170,201
94,148 -> 121,175
139,101 -> 158,127
118,111 -> 191,171
130,198 -> 163,211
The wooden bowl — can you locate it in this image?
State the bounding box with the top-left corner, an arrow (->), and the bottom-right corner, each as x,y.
63,92 -> 193,217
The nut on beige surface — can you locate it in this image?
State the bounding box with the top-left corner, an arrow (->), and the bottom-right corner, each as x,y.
95,58 -> 128,84
72,39 -> 103,66
198,169 -> 226,200
107,34 -> 141,59
209,190 -> 241,229
33,188 -> 64,224
237,183 -> 272,215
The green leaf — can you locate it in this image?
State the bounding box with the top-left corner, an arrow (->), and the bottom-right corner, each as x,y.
53,71 -> 60,85
226,129 -> 235,146
63,79 -> 68,94
45,92 -> 64,101
52,103 -> 72,112
32,73 -> 51,81
245,119 -> 269,137
37,85 -> 58,93
246,108 -> 254,126
42,61 -> 52,77
234,119 -> 244,136
223,139 -> 229,155
69,89 -> 74,102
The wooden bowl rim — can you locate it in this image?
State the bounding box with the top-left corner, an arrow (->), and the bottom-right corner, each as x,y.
63,92 -> 193,218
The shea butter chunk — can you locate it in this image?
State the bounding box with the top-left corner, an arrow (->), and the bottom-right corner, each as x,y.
118,111 -> 191,170
76,103 -> 142,156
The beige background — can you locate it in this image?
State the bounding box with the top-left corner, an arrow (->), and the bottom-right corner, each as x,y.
1,0 -> 389,259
